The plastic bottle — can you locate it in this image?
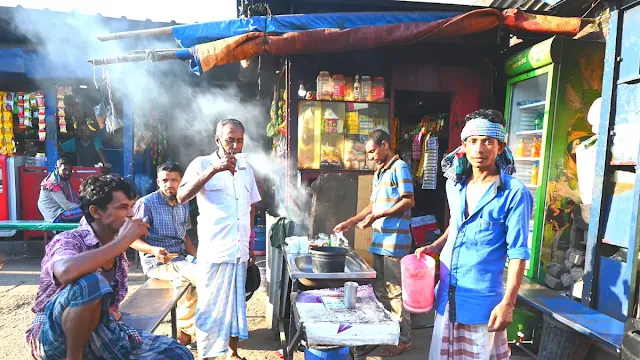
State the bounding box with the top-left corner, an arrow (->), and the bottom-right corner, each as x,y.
317,71 -> 332,100
517,139 -> 525,157
534,112 -> 544,130
401,253 -> 436,313
331,74 -> 345,101
361,76 -> 372,102
531,163 -> 539,185
531,137 -> 541,158
353,75 -> 361,101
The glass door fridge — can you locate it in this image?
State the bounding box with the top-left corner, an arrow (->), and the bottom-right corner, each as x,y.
505,64 -> 555,279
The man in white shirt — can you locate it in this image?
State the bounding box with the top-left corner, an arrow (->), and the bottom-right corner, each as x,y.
177,118 -> 261,360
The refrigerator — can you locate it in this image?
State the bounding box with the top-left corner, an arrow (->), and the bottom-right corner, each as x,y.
503,37 -> 604,291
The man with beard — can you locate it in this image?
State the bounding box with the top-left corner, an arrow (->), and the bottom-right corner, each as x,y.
38,158 -> 82,223
178,118 -> 261,360
25,174 -> 193,360
334,129 -> 415,356
416,109 -> 532,359
131,162 -> 198,347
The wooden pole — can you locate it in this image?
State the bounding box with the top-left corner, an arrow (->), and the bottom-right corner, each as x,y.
87,50 -> 185,66
96,27 -> 174,42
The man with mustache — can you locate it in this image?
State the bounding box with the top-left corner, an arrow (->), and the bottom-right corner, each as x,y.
416,109 -> 533,359
178,118 -> 261,360
25,174 -> 193,360
38,158 -> 82,223
131,162 -> 198,347
334,129 -> 415,357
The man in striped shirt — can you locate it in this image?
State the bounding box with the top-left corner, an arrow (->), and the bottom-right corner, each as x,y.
334,129 -> 415,356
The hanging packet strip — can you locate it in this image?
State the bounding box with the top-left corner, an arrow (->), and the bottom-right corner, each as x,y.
422,136 -> 439,190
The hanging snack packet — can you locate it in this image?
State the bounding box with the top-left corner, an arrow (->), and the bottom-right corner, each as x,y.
38,128 -> 46,142
4,92 -> 14,112
30,92 -> 37,109
36,91 -> 45,108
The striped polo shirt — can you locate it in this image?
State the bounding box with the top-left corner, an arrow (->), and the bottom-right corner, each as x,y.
370,155 -> 414,257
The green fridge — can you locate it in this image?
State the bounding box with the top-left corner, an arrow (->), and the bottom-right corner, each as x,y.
503,37 -> 604,293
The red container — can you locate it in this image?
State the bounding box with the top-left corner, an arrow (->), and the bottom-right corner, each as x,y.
19,166 -> 101,239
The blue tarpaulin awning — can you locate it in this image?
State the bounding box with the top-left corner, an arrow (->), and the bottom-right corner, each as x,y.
171,11 -> 462,48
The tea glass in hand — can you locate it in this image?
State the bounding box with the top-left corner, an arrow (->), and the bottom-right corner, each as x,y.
235,153 -> 247,171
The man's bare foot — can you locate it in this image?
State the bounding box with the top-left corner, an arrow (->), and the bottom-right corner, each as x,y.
177,331 -> 191,346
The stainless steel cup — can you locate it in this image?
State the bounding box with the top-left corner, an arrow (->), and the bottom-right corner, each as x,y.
344,282 -> 358,309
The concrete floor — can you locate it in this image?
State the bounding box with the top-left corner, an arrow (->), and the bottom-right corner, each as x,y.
0,255 -> 534,359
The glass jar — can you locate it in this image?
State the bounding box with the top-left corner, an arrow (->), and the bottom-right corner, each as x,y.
344,77 -> 354,101
372,77 -> 385,102
317,71 -> 332,100
331,74 -> 345,101
361,76 -> 372,102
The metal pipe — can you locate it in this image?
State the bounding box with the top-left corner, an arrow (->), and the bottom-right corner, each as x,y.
96,27 -> 174,42
87,49 -> 193,66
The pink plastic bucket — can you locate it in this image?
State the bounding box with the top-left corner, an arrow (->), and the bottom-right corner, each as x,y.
401,253 -> 436,313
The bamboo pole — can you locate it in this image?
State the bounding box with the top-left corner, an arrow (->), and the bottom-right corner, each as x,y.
97,27 -> 174,42
87,49 -> 186,66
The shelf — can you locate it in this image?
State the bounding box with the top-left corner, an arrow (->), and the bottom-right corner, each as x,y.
518,101 -> 546,110
299,99 -> 389,105
610,160 -> 636,166
517,130 -> 543,136
514,157 -> 541,161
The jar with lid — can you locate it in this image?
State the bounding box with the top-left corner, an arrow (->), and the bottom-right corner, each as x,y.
317,71 -> 332,100
372,77 -> 386,102
361,76 -> 372,102
331,74 -> 345,101
344,77 -> 354,101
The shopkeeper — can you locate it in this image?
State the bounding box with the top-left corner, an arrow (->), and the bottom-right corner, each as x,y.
60,120 -> 111,168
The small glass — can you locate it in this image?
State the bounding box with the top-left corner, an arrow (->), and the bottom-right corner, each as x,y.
235,153 -> 247,170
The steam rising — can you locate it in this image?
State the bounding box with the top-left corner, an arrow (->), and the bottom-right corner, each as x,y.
12,9 -> 312,228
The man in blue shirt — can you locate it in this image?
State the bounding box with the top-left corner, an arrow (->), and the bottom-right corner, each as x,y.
131,162 -> 197,347
416,110 -> 533,359
335,129 -> 415,356
61,121 -> 111,168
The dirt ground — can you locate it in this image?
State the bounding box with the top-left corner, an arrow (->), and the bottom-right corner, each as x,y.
0,255 -> 448,360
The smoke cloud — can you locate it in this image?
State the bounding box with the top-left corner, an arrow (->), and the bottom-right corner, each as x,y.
11,8 -> 313,229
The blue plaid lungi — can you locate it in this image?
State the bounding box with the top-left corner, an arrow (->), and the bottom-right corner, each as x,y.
33,273 -> 193,360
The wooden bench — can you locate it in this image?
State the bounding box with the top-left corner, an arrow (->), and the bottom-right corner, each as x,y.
516,277 -> 624,351
120,278 -> 192,339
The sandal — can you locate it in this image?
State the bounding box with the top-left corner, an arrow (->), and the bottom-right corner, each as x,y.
380,343 -> 413,357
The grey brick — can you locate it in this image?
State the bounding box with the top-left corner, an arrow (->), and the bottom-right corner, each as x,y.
545,274 -> 566,290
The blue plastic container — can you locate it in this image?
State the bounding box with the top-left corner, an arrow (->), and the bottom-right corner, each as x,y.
304,347 -> 349,360
254,226 -> 266,255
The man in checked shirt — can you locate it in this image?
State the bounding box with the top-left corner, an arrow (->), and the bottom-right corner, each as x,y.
131,162 -> 198,347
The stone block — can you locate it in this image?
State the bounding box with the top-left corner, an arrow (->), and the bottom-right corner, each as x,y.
548,264 -> 569,278
545,274 -> 566,290
561,273 -> 575,287
570,267 -> 584,282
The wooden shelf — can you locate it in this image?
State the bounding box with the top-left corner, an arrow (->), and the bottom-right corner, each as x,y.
299,99 -> 389,105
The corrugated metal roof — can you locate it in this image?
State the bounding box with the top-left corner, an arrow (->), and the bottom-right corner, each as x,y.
484,0 -> 554,11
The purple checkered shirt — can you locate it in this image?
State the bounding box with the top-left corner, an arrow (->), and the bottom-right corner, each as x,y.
26,217 -> 130,343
